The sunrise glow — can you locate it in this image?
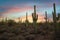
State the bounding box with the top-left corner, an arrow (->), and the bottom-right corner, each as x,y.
0,0 -> 60,23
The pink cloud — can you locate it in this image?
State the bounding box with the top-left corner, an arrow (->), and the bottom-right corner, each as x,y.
1,6 -> 33,15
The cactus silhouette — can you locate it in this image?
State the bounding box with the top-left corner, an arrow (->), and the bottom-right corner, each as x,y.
53,3 -> 57,23
32,5 -> 38,25
52,3 -> 58,40
25,12 -> 29,27
45,11 -> 48,23
32,5 -> 38,33
52,3 -> 57,28
26,12 -> 28,22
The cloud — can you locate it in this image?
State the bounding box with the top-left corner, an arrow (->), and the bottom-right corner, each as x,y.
0,6 -> 33,16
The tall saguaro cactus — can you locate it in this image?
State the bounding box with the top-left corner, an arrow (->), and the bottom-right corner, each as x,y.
45,11 -> 48,23
32,5 -> 38,25
52,3 -> 57,40
32,5 -> 38,33
52,3 -> 57,29
26,12 -> 28,21
25,12 -> 29,27
53,3 -> 57,24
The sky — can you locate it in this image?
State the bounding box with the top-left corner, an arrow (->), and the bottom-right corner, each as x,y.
0,0 -> 60,22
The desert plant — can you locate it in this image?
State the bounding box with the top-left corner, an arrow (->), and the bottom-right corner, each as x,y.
45,11 -> 48,23
25,12 -> 29,27
32,5 -> 38,33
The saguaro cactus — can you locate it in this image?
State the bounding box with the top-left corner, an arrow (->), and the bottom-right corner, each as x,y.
26,12 -> 28,22
32,5 -> 38,33
52,3 -> 57,28
52,3 -> 57,30
53,3 -> 57,24
32,5 -> 38,25
25,12 -> 29,27
45,11 -> 48,23
52,3 -> 57,40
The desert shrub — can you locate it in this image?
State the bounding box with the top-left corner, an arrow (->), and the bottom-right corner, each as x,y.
7,20 -> 17,26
